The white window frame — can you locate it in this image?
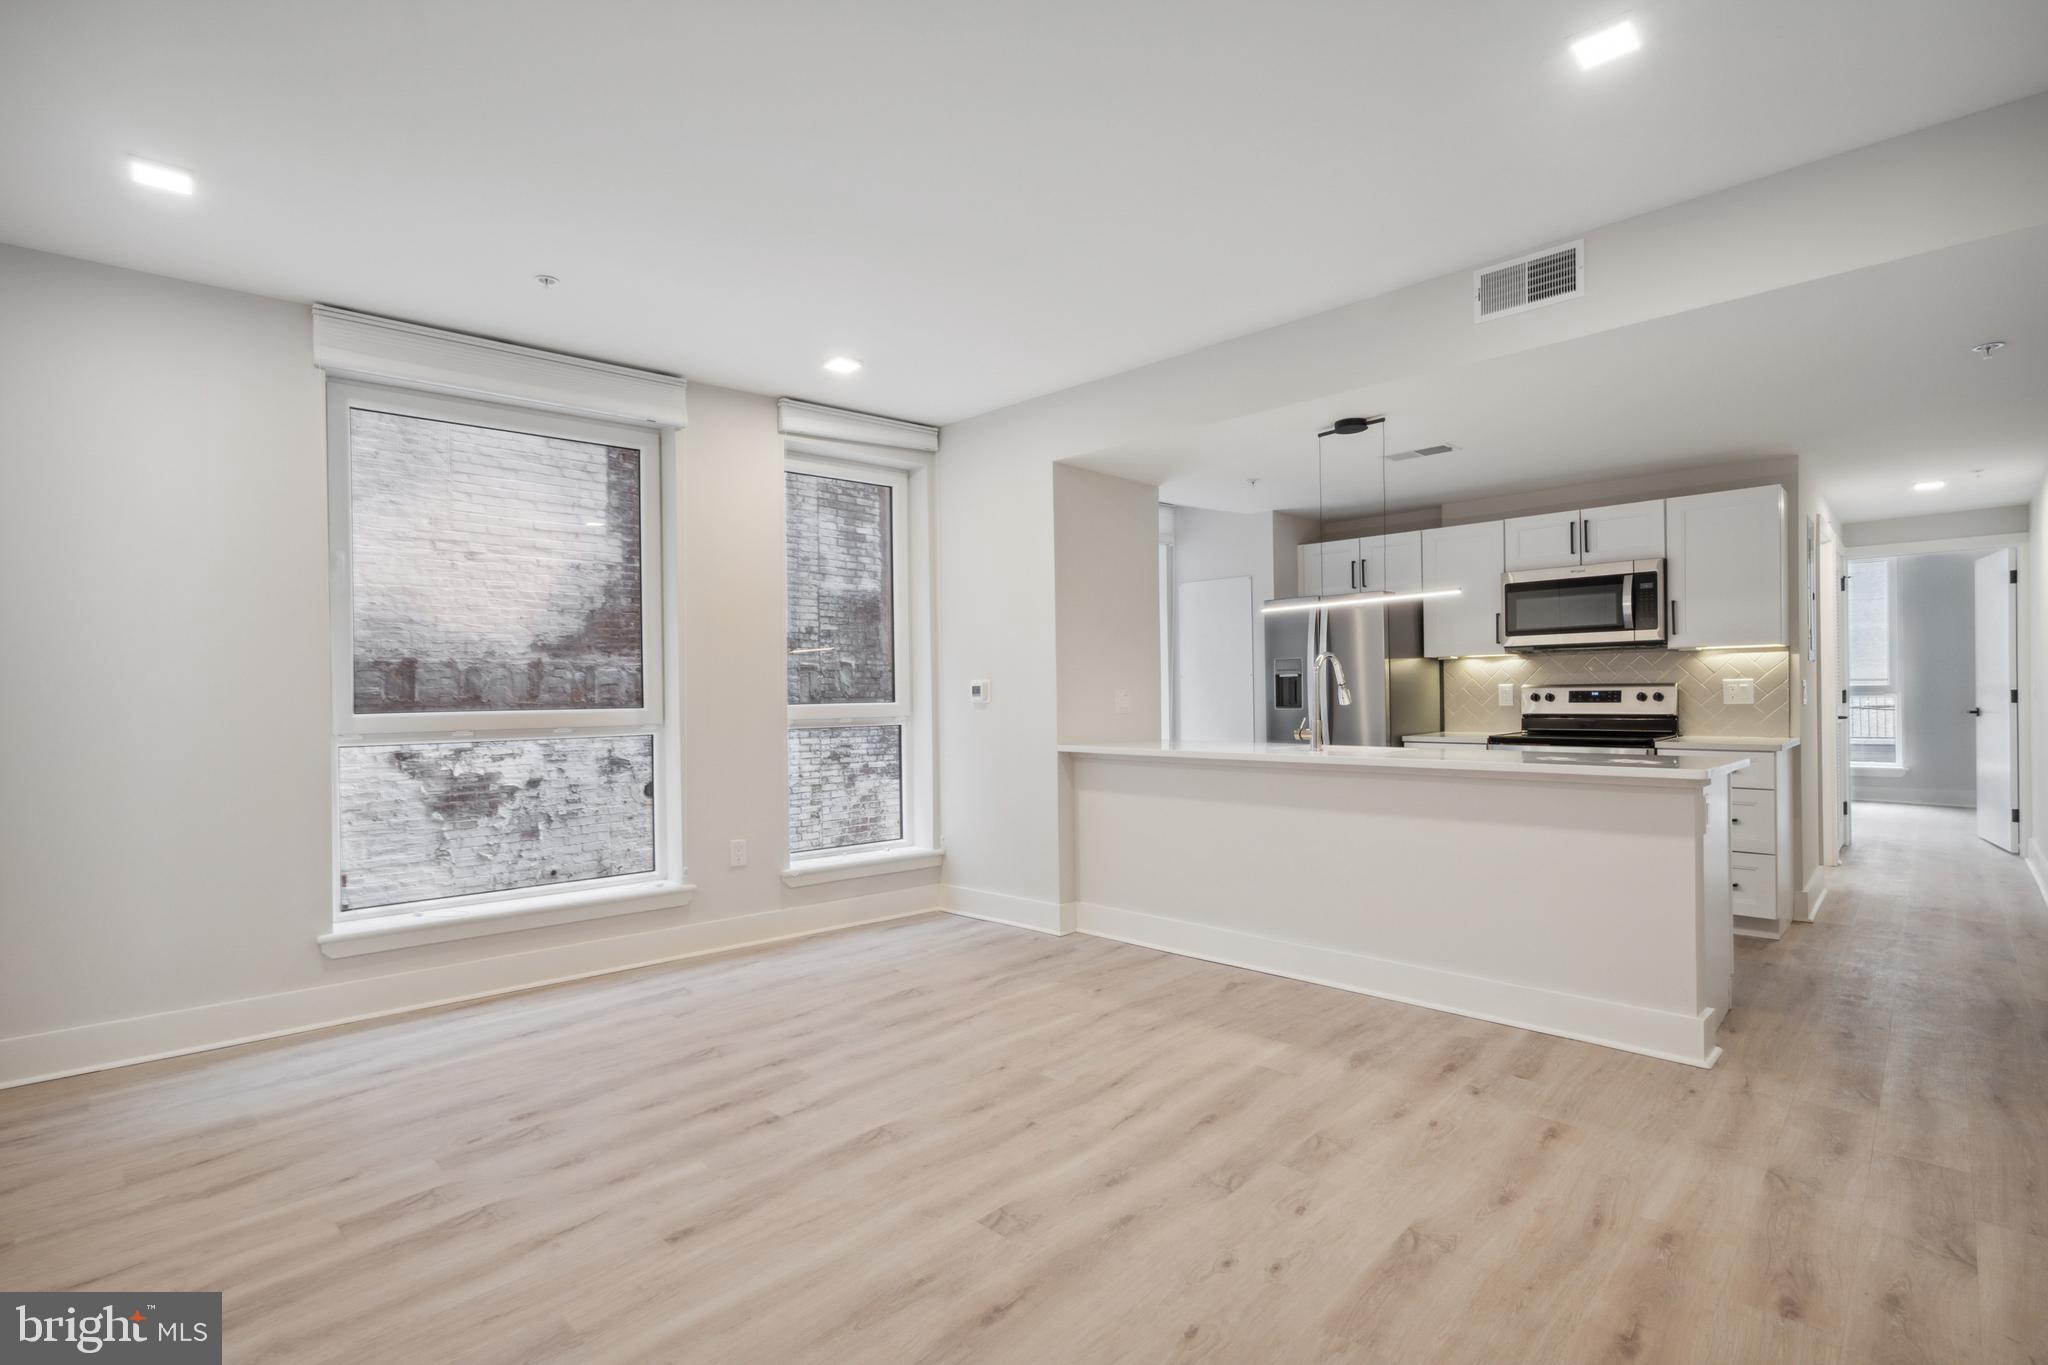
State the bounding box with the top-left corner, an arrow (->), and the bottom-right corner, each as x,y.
783,441 -> 935,873
323,381 -> 687,938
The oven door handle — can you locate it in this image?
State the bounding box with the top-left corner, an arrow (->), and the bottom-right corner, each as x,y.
1620,572 -> 1635,629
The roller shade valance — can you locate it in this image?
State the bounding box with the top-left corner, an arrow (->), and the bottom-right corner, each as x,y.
777,398 -> 938,453
313,306 -> 688,429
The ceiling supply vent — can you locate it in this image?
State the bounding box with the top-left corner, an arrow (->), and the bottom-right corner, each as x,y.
1387,444 -> 1454,462
1473,241 -> 1583,321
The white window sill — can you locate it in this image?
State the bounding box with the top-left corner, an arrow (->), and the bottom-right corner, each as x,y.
780,847 -> 943,887
1851,762 -> 1908,773
319,879 -> 696,958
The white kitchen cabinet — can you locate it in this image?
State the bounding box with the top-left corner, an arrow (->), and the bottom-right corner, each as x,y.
1361,531 -> 1422,593
1657,740 -> 1796,936
1297,538 -> 1361,597
1296,533 -> 1421,596
1665,486 -> 1786,648
1579,499 -> 1665,562
1506,499 -> 1665,570
1503,510 -> 1581,571
1421,520 -> 1506,657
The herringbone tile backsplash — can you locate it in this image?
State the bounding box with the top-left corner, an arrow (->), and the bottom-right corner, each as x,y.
1442,650 -> 1792,737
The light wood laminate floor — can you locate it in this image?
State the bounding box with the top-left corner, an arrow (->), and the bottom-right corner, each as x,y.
3,803 -> 2044,1363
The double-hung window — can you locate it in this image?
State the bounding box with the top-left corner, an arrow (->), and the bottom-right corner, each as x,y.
784,456 -> 914,858
327,383 -> 679,937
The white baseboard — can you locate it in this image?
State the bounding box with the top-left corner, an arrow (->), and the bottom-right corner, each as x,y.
943,884 -> 1074,935
1074,902 -> 1720,1068
2026,838 -> 2048,910
0,888 -> 942,1091
1797,865 -> 1827,922
1853,789 -> 1973,808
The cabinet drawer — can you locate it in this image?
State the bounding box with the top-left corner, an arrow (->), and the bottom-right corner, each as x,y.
1729,788 -> 1777,855
1730,853 -> 1777,920
1679,749 -> 1775,791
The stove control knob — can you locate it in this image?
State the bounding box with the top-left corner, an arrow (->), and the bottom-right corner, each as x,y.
1543,692 -> 1556,702
1652,691 -> 1665,702
1636,691 -> 1648,701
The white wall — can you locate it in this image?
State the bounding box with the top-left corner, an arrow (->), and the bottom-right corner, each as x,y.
1852,553 -> 1978,806
0,245 -> 939,1083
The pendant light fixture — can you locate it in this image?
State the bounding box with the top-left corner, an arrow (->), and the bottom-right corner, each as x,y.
1260,416 -> 1461,614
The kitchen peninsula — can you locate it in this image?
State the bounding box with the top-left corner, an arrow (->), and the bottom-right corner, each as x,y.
1058,741 -> 1746,1065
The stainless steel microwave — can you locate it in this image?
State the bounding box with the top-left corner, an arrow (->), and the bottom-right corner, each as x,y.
1501,558 -> 1665,650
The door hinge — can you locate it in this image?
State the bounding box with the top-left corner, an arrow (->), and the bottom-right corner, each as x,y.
2011,568 -> 2019,584
1842,800 -> 1849,815
2013,807 -> 2022,825
2014,688 -> 2021,704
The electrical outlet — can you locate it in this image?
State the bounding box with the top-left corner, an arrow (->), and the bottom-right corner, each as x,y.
1722,677 -> 1756,705
1114,689 -> 1132,714
1497,682 -> 1516,708
728,838 -> 748,868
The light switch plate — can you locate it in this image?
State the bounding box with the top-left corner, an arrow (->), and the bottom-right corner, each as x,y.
1498,682 -> 1516,707
1722,677 -> 1756,705
1114,689 -> 1132,714
969,679 -> 990,706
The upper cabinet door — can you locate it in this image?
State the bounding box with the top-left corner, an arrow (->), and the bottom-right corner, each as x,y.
1299,538 -> 1361,597
1421,520 -> 1506,657
1665,486 -> 1786,649
1503,510 -> 1583,570
1360,531 -> 1422,593
1580,499 -> 1665,562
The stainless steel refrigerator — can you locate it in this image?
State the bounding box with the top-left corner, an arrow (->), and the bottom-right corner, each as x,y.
1263,599 -> 1441,745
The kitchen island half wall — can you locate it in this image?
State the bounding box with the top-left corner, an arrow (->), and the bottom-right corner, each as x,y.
1059,742 -> 1745,1066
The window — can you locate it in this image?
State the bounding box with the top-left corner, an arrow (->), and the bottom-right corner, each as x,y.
1847,557 -> 1901,768
329,385 -> 674,921
785,457 -> 913,857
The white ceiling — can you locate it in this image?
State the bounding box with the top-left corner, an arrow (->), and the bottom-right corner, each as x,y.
3,0 -> 2047,424
1089,225 -> 2048,525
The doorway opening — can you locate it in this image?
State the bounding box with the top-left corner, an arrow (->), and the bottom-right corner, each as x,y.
1836,545 -> 2020,859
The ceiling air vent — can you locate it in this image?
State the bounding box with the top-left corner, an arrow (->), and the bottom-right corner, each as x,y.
1473,240 -> 1583,321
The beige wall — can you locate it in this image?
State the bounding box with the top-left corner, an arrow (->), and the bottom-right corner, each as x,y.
1053,464 -> 1161,746
0,245 -> 936,1069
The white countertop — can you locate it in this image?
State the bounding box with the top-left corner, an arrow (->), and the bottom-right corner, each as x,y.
1657,735 -> 1800,752
1400,731 -> 1498,745
1060,741 -> 1748,784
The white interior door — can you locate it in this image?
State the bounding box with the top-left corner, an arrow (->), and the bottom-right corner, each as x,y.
1174,576 -> 1256,745
1973,548 -> 2020,852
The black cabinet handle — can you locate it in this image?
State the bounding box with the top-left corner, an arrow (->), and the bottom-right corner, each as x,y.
1968,707 -> 1984,716
1496,612 -> 1504,645
1569,520 -> 1576,557
1351,559 -> 1359,591
1670,599 -> 1678,637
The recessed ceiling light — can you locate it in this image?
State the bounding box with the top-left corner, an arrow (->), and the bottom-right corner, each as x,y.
823,356 -> 863,375
1571,19 -> 1641,70
1913,481 -> 1946,492
128,157 -> 194,195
